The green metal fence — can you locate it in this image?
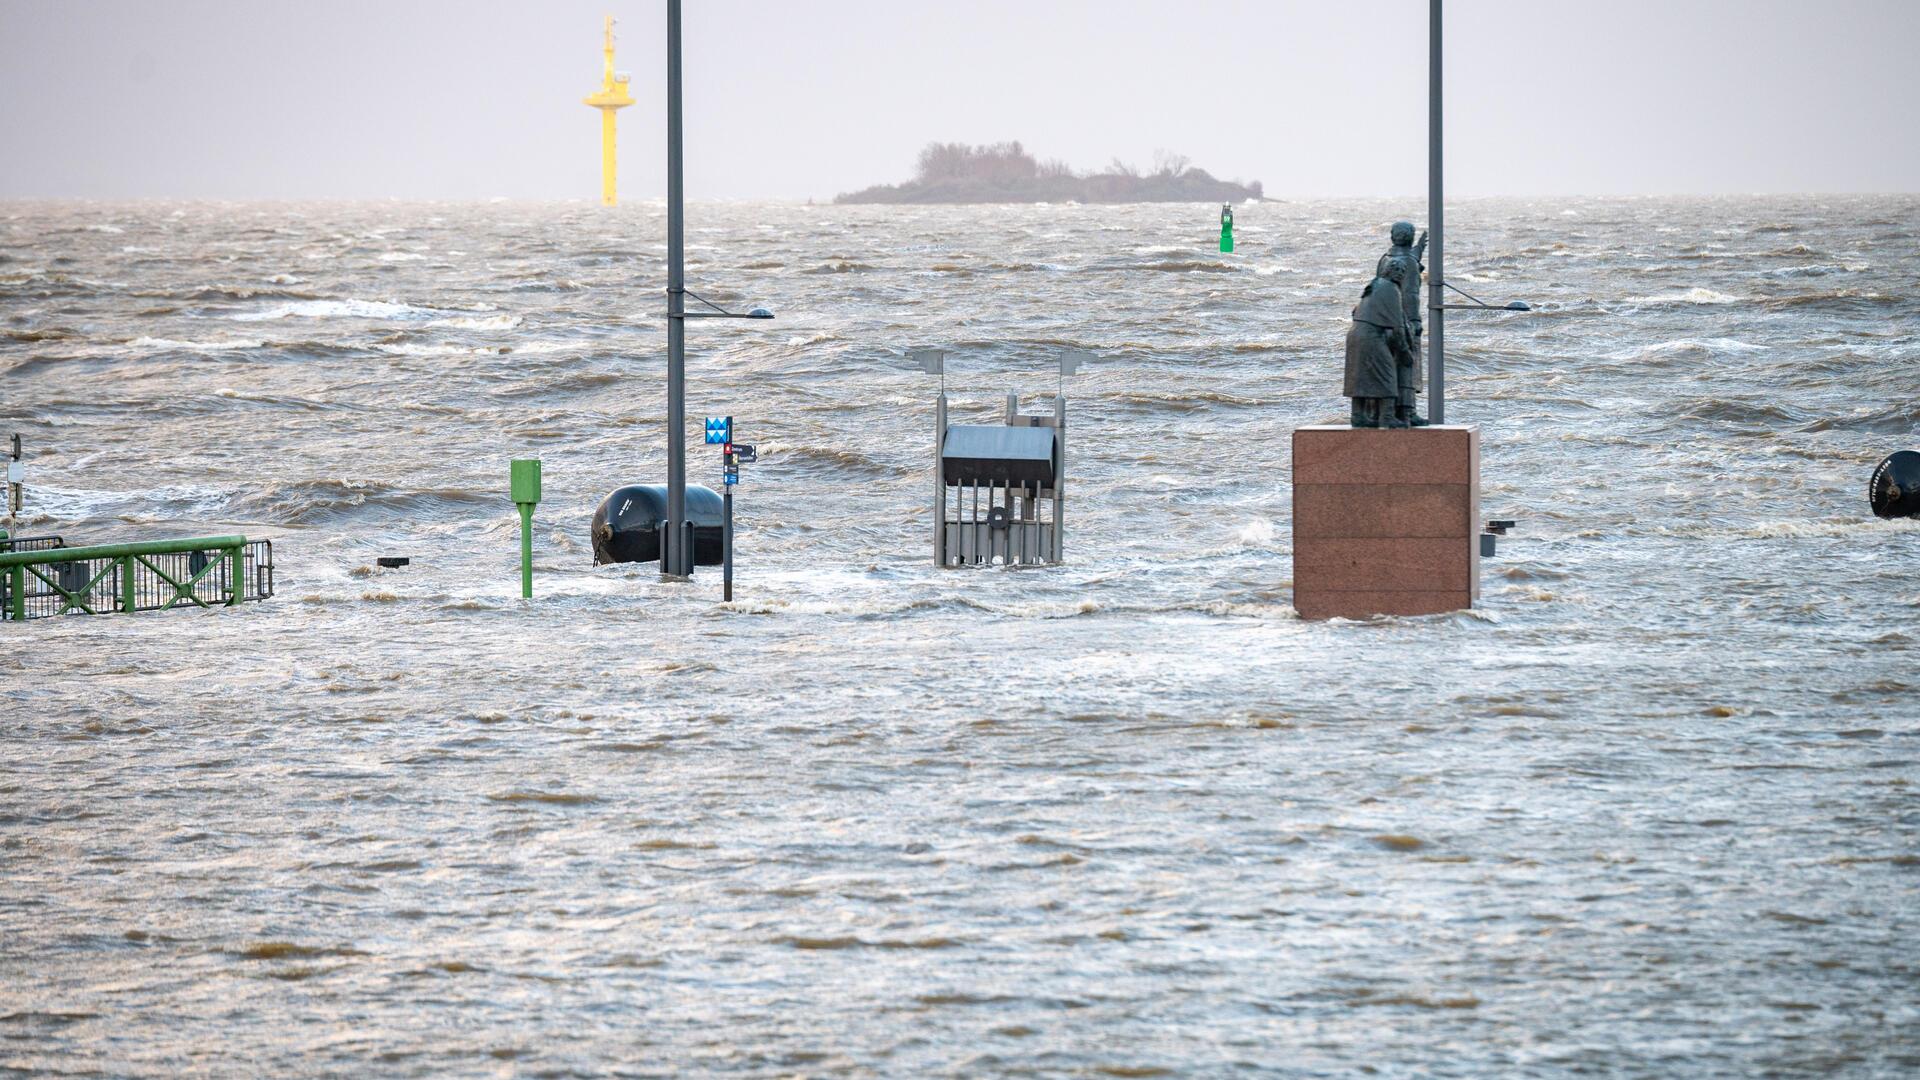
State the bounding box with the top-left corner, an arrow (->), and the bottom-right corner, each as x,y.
1,536 -> 274,621
0,533 -> 67,553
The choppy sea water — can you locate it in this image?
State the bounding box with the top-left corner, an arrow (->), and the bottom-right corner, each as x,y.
1,197 -> 1916,1076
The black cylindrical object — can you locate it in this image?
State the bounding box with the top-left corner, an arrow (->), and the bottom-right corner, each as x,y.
591,484 -> 725,566
1871,451 -> 1920,519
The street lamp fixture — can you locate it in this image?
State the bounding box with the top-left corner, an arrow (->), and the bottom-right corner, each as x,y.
659,0 -> 775,579
1427,0 -> 1533,421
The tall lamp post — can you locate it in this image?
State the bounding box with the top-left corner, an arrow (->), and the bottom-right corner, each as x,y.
662,0 -> 771,578
1427,0 -> 1530,425
1428,0 -> 1446,423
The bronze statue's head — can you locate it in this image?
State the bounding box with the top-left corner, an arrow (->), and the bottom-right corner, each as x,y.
1381,260 -> 1406,284
1390,221 -> 1416,247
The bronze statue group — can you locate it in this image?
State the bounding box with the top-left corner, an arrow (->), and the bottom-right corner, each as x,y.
1344,222 -> 1429,428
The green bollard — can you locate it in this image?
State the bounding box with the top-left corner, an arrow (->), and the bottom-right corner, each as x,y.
510,459 -> 542,599
1219,203 -> 1234,253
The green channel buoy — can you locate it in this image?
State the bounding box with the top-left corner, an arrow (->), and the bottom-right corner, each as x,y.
510,459 -> 542,598
1219,203 -> 1234,253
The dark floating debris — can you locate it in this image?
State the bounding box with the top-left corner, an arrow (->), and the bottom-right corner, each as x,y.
376,557 -> 411,568
1869,451 -> 1920,519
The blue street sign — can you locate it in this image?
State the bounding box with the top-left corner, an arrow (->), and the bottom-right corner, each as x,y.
704,416 -> 732,445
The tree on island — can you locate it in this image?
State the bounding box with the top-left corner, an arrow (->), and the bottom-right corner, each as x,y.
836,141 -> 1264,205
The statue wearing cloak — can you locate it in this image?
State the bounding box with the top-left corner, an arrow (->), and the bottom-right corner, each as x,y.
1377,222 -> 1427,396
1343,266 -> 1411,426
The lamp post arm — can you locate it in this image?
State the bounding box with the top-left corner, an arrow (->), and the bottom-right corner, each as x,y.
1440,280 -> 1528,311
669,287 -> 774,319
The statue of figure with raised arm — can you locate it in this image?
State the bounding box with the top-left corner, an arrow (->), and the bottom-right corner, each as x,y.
1343,259 -> 1414,429
1377,221 -> 1429,426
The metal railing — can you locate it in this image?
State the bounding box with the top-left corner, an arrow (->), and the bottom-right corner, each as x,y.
0,534 -> 64,553
1,536 -> 274,621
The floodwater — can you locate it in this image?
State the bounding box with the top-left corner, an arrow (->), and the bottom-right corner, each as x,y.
2,197 -> 1917,1076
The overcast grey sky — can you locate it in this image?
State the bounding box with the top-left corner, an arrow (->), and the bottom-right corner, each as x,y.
1,0 -> 1915,201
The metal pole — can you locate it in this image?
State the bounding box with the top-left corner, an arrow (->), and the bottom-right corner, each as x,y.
509,458 -> 541,598
519,503 -> 534,598
6,434 -> 20,538
665,0 -> 688,577
934,390 -> 947,565
723,487 -> 733,601
1053,394 -> 1066,563
1427,0 -> 1445,424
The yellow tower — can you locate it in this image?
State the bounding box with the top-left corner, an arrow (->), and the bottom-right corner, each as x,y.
582,15 -> 635,206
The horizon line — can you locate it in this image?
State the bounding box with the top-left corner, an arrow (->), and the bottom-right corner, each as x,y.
2,191 -> 1915,205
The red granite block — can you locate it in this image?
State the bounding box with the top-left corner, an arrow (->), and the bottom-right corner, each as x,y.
1294,483 -> 1472,539
1292,425 -> 1478,486
1290,423 -> 1482,618
1294,537 -> 1475,592
1294,589 -> 1470,620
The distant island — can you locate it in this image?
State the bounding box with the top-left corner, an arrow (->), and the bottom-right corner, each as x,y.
836,141 -> 1264,205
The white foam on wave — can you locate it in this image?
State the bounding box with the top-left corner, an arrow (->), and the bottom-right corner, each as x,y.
377,252 -> 427,263
430,313 -> 522,331
1625,287 -> 1743,305
1183,599 -> 1299,619
231,298 -> 442,322
373,341 -> 493,357
1652,517 -> 1920,540
1609,337 -> 1770,360
126,335 -> 266,353
503,339 -> 572,356
1736,518 -> 1920,539
1232,518 -> 1278,547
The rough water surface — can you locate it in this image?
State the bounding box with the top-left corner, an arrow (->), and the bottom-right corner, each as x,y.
1,198 -> 1917,1077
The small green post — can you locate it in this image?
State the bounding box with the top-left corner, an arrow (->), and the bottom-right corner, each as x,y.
7,565 -> 21,621
227,544 -> 243,606
510,459 -> 542,599
1219,203 -> 1234,253
120,554 -> 136,613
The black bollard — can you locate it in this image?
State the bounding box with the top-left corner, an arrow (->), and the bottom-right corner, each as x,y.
590,484 -> 725,567
1869,451 -> 1920,519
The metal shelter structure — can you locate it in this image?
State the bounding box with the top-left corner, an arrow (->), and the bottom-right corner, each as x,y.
922,349 -> 1084,567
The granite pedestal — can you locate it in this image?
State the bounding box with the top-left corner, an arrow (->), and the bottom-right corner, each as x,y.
1291,424 -> 1480,620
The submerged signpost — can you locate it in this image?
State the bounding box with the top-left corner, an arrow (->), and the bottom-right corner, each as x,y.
705,416 -> 755,601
